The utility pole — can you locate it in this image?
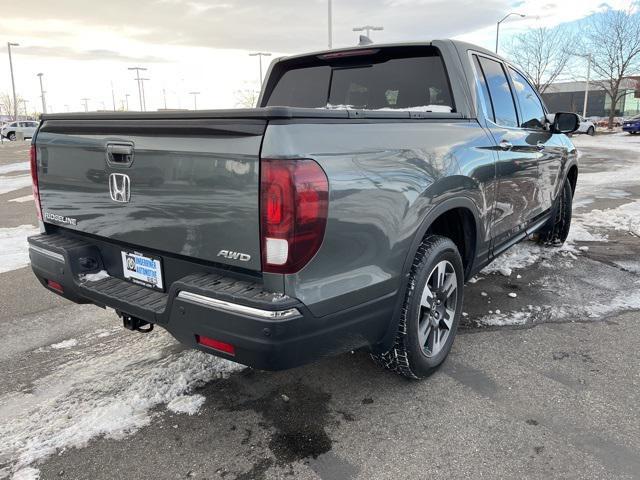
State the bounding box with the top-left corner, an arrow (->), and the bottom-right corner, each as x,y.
352,25 -> 383,39
188,91 -> 200,110
249,52 -> 272,87
128,67 -> 147,111
7,42 -> 19,121
140,78 -> 150,111
328,0 -> 333,48
37,73 -> 47,114
162,88 -> 167,109
81,98 -> 90,112
111,81 -> 116,111
125,94 -> 130,111
495,12 -> 526,53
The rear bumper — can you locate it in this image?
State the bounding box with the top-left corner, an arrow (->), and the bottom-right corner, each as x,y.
28,232 -> 394,370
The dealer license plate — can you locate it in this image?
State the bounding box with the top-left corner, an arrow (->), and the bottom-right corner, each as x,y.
121,251 -> 164,290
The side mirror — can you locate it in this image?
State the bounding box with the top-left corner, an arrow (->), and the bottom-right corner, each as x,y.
549,112 -> 579,134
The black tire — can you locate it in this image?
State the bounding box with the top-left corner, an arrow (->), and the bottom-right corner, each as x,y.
587,126 -> 595,136
8,132 -> 16,141
538,178 -> 573,246
372,235 -> 464,379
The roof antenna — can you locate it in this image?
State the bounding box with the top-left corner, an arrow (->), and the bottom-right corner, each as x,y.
358,35 -> 373,46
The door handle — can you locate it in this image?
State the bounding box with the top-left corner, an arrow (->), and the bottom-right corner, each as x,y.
536,141 -> 545,151
106,142 -> 134,167
499,140 -> 513,151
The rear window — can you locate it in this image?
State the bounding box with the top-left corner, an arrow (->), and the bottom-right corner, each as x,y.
264,48 -> 454,112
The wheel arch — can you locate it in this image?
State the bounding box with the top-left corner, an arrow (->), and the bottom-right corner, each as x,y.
374,196 -> 484,353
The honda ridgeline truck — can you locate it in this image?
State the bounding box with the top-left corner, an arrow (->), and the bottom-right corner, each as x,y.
28,40 -> 579,379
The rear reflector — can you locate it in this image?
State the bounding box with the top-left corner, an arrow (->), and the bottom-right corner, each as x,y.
46,279 -> 64,293
196,335 -> 235,356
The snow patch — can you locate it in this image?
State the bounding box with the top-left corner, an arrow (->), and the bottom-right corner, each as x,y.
0,330 -> 242,476
11,467 -> 40,480
0,162 -> 29,175
0,225 -> 39,274
50,339 -> 78,350
167,394 -> 206,415
576,201 -> 640,235
8,195 -> 33,203
79,270 -> 110,282
476,310 -> 530,326
0,174 -> 31,195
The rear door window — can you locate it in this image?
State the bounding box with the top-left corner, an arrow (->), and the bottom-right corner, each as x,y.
265,49 -> 454,112
476,56 -> 518,128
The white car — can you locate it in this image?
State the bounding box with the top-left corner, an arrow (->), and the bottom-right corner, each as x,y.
1,121 -> 39,141
575,116 -> 595,135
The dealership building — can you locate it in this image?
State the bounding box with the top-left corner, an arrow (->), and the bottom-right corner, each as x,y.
542,77 -> 640,118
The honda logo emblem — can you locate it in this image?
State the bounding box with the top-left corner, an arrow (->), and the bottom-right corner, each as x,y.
109,173 -> 131,203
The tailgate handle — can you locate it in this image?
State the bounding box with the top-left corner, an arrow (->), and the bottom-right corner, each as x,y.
106,143 -> 134,167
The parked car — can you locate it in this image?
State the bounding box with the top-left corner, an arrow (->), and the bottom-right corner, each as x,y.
575,115 -> 595,135
27,40 -> 579,379
1,120 -> 39,140
622,115 -> 640,134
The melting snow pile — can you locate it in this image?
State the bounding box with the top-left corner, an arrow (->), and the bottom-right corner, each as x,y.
0,329 -> 242,478
0,225 -> 39,274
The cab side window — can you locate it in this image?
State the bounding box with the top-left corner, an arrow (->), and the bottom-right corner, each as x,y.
476,56 -> 518,128
508,68 -> 546,130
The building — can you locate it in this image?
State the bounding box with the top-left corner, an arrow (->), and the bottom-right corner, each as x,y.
542,77 -> 640,118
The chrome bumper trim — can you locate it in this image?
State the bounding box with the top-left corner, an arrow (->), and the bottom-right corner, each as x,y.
29,245 -> 65,263
177,291 -> 301,319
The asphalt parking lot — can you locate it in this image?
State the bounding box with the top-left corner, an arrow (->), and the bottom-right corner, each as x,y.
0,134 -> 639,480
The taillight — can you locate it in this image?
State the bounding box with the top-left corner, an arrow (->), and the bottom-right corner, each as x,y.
260,159 -> 328,273
30,145 -> 42,220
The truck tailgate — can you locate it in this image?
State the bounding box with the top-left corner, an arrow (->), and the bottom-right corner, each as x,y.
35,118 -> 266,271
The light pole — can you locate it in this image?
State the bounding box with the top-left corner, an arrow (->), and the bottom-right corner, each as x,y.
128,66 -> 147,111
37,73 -> 47,114
328,0 -> 333,48
249,52 -> 272,87
81,98 -> 90,112
162,88 -> 167,109
352,25 -> 383,40
578,53 -> 591,117
111,81 -> 116,111
140,78 -> 150,111
188,92 -> 200,110
22,99 -> 29,118
125,94 -> 130,111
495,12 -> 526,53
7,42 -> 19,121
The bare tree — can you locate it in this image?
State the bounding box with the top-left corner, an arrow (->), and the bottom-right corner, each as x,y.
506,26 -> 572,94
584,8 -> 640,128
234,87 -> 260,108
0,92 -> 24,119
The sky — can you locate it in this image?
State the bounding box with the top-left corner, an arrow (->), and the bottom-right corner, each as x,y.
0,0 -> 635,114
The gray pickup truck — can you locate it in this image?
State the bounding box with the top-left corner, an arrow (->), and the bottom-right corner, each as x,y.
28,40 -> 579,379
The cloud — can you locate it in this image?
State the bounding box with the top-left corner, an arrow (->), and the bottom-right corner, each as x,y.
2,45 -> 168,63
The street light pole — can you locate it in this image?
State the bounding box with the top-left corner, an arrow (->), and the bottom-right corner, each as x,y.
583,53 -> 591,118
188,92 -> 200,110
37,73 -> 47,114
352,25 -> 384,40
125,94 -> 130,111
7,42 -> 19,121
140,78 -> 150,111
249,52 -> 272,87
495,12 -> 526,53
111,81 -> 116,111
81,98 -> 90,112
128,67 -> 147,111
328,0 -> 333,48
